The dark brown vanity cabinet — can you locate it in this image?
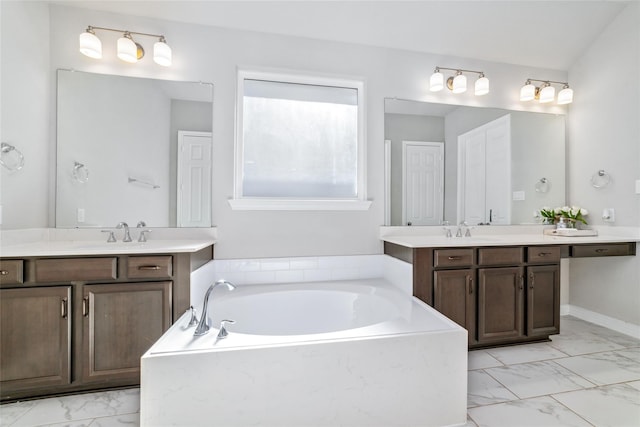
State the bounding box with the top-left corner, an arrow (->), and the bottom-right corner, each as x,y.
0,286 -> 72,392
477,266 -> 525,344
433,268 -> 475,345
0,247 -> 213,401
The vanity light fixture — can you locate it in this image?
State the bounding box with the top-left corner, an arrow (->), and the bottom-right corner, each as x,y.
79,26 -> 172,66
429,67 -> 489,96
520,79 -> 573,104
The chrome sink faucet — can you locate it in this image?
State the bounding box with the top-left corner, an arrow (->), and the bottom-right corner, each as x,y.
116,222 -> 132,242
194,280 -> 236,336
456,221 -> 468,238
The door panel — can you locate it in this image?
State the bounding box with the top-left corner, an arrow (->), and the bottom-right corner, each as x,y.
177,131 -> 212,227
0,287 -> 71,394
403,142 -> 443,226
478,267 -> 524,343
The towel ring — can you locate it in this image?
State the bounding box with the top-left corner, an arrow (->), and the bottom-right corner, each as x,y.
591,170 -> 611,189
535,177 -> 550,193
0,142 -> 25,172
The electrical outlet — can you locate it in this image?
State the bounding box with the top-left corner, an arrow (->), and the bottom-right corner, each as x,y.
77,208 -> 85,223
512,191 -> 525,201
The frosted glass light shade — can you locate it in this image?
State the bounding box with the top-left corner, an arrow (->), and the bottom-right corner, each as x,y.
520,83 -> 536,101
475,76 -> 489,96
117,35 -> 138,63
557,87 -> 573,104
452,74 -> 467,93
153,40 -> 172,66
539,85 -> 555,103
429,72 -> 444,92
79,31 -> 102,59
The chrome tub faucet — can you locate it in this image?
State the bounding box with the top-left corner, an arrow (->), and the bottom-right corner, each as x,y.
194,280 -> 236,336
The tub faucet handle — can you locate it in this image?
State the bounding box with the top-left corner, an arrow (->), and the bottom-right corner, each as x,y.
187,305 -> 199,327
217,319 -> 236,340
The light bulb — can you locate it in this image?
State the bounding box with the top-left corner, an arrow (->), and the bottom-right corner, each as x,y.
475,75 -> 489,96
153,37 -> 172,66
557,86 -> 573,104
539,84 -> 555,103
79,28 -> 102,59
452,73 -> 466,94
117,33 -> 138,63
429,71 -> 444,92
520,82 -> 536,101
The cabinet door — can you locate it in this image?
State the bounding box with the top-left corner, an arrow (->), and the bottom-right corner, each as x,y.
527,265 -> 560,337
477,267 -> 524,343
0,286 -> 71,396
82,281 -> 171,383
434,269 -> 476,345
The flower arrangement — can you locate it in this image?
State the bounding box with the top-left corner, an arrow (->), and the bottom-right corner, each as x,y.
557,206 -> 589,225
537,206 -> 589,225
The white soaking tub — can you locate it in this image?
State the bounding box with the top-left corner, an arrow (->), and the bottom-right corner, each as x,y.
141,279 -> 467,427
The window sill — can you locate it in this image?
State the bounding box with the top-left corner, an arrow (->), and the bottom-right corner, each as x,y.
227,199 -> 372,211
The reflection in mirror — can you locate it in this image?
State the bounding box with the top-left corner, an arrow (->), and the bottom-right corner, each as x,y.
56,70 -> 213,228
384,98 -> 565,226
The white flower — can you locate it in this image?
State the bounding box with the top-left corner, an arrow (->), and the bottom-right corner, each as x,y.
570,207 -> 580,216
554,207 -> 563,214
580,208 -> 589,216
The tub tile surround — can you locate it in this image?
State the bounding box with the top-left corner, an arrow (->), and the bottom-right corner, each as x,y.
189,254 -> 414,313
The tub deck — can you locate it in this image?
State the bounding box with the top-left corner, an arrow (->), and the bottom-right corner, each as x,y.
141,279 -> 467,427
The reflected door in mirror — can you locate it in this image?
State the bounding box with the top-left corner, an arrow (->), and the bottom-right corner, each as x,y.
403,141 -> 444,226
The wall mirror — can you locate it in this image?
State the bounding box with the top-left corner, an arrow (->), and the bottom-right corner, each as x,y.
384,98 -> 566,226
56,70 -> 213,228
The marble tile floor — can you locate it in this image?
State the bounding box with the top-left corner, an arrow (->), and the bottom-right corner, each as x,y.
1,316 -> 639,427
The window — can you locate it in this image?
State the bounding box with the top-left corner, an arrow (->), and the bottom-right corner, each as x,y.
231,69 -> 369,210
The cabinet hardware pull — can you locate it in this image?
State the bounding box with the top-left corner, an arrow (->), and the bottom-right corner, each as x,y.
82,297 -> 89,316
468,277 -> 473,295
0,270 -> 8,276
138,265 -> 161,270
61,298 -> 68,319
595,248 -> 608,253
448,256 -> 461,261
538,252 -> 552,257
530,272 -> 535,289
519,275 -> 524,290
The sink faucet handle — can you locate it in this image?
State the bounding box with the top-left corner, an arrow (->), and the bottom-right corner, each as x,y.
186,305 -> 199,327
217,319 -> 236,340
138,229 -> 151,242
465,226 -> 475,237
136,221 -> 147,228
101,230 -> 117,243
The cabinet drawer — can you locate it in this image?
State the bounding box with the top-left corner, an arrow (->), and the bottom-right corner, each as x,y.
478,247 -> 523,266
434,249 -> 474,268
127,256 -> 173,279
572,244 -> 635,258
35,258 -> 117,282
528,246 -> 561,264
0,260 -> 24,285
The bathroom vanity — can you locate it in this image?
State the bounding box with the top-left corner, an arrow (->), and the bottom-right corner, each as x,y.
0,237 -> 214,401
383,230 -> 637,349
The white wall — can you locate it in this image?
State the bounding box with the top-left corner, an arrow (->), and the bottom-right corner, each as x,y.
567,2 -> 640,326
3,3 -> 568,259
0,1 -> 50,228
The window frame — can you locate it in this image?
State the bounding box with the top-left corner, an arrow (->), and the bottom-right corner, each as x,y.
230,68 -> 370,211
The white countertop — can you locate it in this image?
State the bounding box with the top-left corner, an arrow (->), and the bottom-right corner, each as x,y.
380,225 -> 640,249
0,239 -> 216,257
0,228 -> 217,257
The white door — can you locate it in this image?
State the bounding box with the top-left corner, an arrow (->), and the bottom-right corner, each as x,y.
177,131 -> 212,227
458,115 -> 511,225
402,141 -> 444,226
484,118 -> 511,224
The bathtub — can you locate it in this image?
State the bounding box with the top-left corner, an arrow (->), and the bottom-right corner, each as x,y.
141,279 -> 467,427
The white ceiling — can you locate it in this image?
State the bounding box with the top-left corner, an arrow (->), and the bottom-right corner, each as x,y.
55,0 -> 631,70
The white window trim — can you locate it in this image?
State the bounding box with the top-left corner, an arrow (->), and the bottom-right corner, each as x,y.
230,68 -> 370,211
